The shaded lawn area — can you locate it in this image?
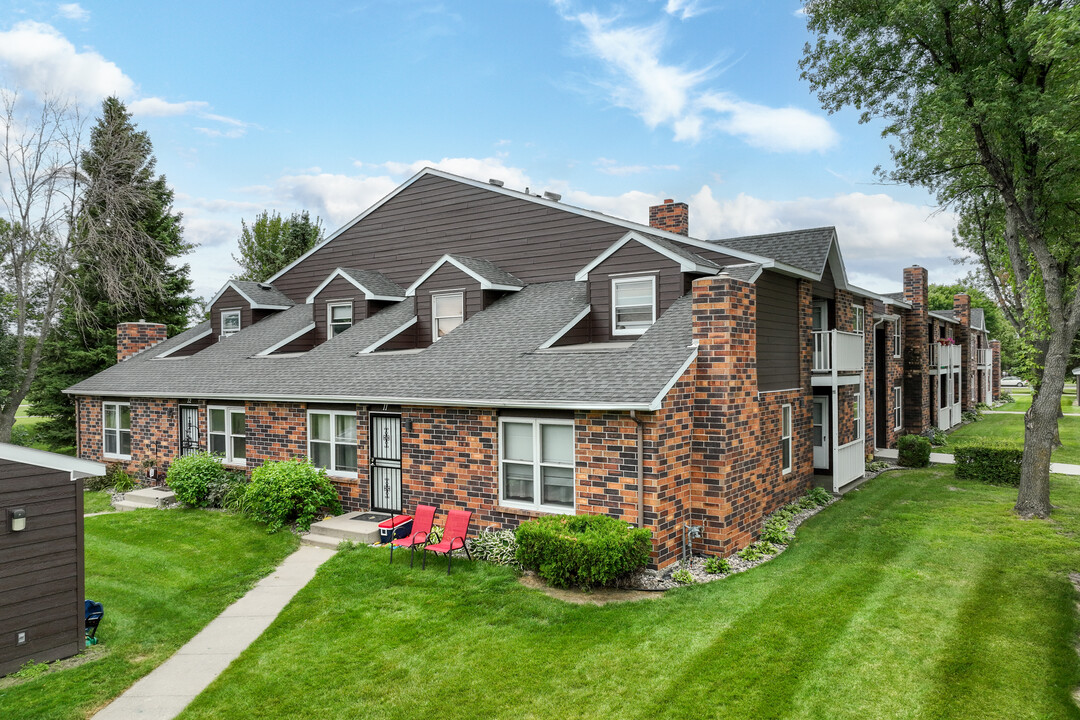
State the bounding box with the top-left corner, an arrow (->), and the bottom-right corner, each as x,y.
1003,391 -> 1078,414
83,491 -> 113,515
943,414 -> 1080,464
179,469 -> 1080,720
0,510 -> 298,720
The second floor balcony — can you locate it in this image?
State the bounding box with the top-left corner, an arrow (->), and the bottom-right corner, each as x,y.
978,348 -> 994,368
812,330 -> 865,375
929,342 -> 962,371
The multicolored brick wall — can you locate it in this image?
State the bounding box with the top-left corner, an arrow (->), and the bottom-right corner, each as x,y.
902,266 -> 931,434
880,319 -> 906,449
991,340 -> 1002,400
644,370 -> 694,566
648,199 -> 689,236
75,396 -> 179,477
117,322 -> 167,362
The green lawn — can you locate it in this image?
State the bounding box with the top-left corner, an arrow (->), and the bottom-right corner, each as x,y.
1002,391 -> 1078,414
0,511 -> 298,720
942,414 -> 1080,464
83,491 -> 114,514
178,469 -> 1080,720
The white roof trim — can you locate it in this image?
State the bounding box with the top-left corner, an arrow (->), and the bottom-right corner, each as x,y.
405,255 -> 522,296
574,232 -> 720,282
207,280 -> 291,311
357,316 -> 418,354
264,166 -> 818,287
537,306 -> 591,349
304,268 -> 405,304
720,262 -> 764,284
929,310 -> 960,324
155,328 -> 211,358
648,349 -> 698,411
254,323 -> 315,357
0,442 -> 106,479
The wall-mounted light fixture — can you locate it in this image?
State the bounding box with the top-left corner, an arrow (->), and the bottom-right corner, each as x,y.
401,419 -> 413,432
10,508 -> 26,532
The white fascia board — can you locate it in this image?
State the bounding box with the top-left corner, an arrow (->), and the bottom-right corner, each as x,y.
648,349 -> 698,411
574,232 -> 721,282
874,313 -> 901,323
824,235 -> 851,291
929,310 -> 960,324
357,316 -> 418,354
405,255 -> 523,296
304,268 -> 405,304
155,328 -> 211,358
0,442 -> 106,479
254,323 -> 315,357
537,306 -> 591,349
207,280 -> 290,311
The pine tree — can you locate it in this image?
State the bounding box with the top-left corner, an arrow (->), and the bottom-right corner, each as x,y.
27,97 -> 195,450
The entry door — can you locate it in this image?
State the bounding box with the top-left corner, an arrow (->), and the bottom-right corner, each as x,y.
812,396 -> 830,469
812,301 -> 828,332
369,413 -> 402,513
179,405 -> 200,456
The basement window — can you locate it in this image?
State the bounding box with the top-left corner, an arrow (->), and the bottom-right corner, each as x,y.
208,406 -> 246,464
308,410 -> 358,476
612,276 -> 656,335
499,417 -> 575,513
103,402 -> 131,459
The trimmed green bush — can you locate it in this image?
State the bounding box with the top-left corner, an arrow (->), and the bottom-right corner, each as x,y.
704,556 -> 731,574
515,514 -> 652,589
244,458 -> 341,532
898,434 -> 932,467
166,451 -> 226,507
953,442 -> 1023,486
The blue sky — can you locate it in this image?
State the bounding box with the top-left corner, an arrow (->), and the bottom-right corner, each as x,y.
0,0 -> 966,301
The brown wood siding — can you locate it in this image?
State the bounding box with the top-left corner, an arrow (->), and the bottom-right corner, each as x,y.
169,332 -> 214,357
587,241 -> 683,343
210,287 -> 252,339
755,271 -> 800,391
271,328 -> 316,355
812,262 -> 836,297
552,312 -> 592,346
272,174 -> 739,302
0,459 -> 83,676
312,276 -> 368,345
414,263 -> 482,348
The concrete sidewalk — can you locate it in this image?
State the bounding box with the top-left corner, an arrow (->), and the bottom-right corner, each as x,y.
92,544 -> 335,720
875,447 -> 1080,476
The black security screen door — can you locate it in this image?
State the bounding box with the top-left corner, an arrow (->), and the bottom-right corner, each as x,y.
179,406 -> 200,456
369,413 -> 402,513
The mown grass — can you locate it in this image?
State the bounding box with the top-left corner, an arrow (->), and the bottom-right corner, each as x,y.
943,414 -> 1080,464
179,469 -> 1080,720
0,511 -> 298,720
1003,391 -> 1079,414
82,491 -> 113,515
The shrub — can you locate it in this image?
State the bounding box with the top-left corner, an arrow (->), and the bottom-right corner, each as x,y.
244,458 -> 341,532
207,469 -> 247,509
898,434 -> 932,467
166,451 -> 226,507
865,460 -> 891,472
806,486 -> 833,507
737,541 -> 778,562
704,556 -> 731,574
515,514 -> 652,589
760,515 -> 791,545
468,528 -> 521,568
672,568 -> 696,585
107,464 -> 136,493
84,472 -> 111,492
1000,391 -> 1015,404
925,427 -> 948,446
961,409 -> 983,424
953,442 -> 1023,486
9,424 -> 34,447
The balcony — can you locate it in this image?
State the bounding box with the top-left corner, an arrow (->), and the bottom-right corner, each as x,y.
979,348 -> 994,368
812,330 -> 864,374
929,343 -> 962,372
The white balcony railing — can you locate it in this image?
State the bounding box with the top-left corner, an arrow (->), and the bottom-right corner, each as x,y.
979,348 -> 993,367
835,440 -> 864,488
929,343 -> 962,369
812,330 -> 864,373
947,345 -> 962,369
928,342 -> 940,367
937,405 -> 951,430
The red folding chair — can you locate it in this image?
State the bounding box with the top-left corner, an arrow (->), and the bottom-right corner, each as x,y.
390,504 -> 437,568
421,508 -> 472,574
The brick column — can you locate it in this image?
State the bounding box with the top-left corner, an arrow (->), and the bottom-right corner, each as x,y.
953,294 -> 974,411
117,321 -> 167,362
902,267 -> 930,434
990,340 -> 1002,400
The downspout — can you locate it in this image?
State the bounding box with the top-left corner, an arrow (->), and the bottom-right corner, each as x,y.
630,410 -> 644,528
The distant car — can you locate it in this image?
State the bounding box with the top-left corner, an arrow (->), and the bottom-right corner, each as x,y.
1001,375 -> 1028,388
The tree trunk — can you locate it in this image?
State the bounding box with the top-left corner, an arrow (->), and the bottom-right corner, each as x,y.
0,397 -> 19,443
1015,331 -> 1070,518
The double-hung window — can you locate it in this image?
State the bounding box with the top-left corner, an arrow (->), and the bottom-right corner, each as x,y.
221,310 -> 241,337
854,393 -> 863,440
432,292 -> 464,340
893,386 -> 902,430
500,418 -> 574,513
780,405 -> 792,475
612,276 -> 656,335
328,302 -> 353,338
893,321 -> 902,358
852,305 -> 865,334
103,402 -> 131,458
308,410 -> 357,475
208,406 -> 246,464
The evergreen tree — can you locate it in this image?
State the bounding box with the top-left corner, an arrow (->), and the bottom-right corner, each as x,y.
232,209 -> 323,282
27,97 -> 195,450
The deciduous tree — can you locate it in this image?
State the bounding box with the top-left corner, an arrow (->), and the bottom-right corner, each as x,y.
232,209 -> 323,282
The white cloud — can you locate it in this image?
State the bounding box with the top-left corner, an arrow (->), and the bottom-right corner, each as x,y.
0,21 -> 134,101
128,97 -> 209,117
664,0 -> 711,20
699,92 -> 839,152
57,3 -> 89,21
594,158 -> 681,175
272,173 -> 401,228
376,156 -> 532,190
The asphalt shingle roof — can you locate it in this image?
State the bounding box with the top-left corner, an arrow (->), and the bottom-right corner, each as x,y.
720,263 -> 762,282
232,281 -> 294,308
637,232 -> 720,271
708,227 -> 835,276
447,255 -> 524,288
338,268 -> 405,298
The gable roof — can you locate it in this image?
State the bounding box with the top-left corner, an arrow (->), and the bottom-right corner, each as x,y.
574,231 -> 720,281
208,280 -> 293,310
708,227 -> 836,277
406,254 -> 524,295
970,307 -> 986,331
720,263 -> 763,283
929,310 -> 959,324
305,268 -> 405,304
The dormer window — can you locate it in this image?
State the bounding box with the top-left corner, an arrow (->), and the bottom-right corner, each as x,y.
328,302 -> 353,337
221,310 -> 241,337
432,292 -> 463,340
612,276 -> 656,335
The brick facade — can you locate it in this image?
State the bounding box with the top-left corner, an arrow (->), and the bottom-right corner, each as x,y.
117,322 -> 167,362
991,340 -> 1002,400
902,266 -> 931,435
648,199 -> 689,236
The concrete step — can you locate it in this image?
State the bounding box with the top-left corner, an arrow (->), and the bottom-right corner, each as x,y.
300,533 -> 348,550
307,511 -> 384,544
114,500 -> 148,512
122,488 -> 176,508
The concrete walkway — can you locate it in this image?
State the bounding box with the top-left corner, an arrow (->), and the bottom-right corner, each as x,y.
92,544 -> 335,720
874,447 -> 1080,476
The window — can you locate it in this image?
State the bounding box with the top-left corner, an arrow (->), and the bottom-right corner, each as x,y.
328,302 -> 353,338
852,305 -> 865,333
499,418 -> 574,513
308,410 -> 357,476
221,309 -> 241,337
612,276 -> 656,335
854,392 -> 863,440
208,406 -> 245,464
432,292 -> 464,340
893,386 -> 902,430
780,404 -> 792,475
103,402 -> 131,458
893,321 -> 902,358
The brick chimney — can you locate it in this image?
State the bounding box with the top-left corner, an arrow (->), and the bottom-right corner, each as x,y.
649,199 -> 689,236
901,266 -> 930,435
117,321 -> 167,362
952,293 -> 971,327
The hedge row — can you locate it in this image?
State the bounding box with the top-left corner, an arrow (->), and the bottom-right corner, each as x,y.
953,442 -> 1023,486
515,514 -> 651,589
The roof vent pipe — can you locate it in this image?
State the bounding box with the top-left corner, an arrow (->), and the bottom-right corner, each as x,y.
489,178 -> 504,187
543,191 -> 561,202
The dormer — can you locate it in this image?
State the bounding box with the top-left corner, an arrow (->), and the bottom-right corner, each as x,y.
207,280 -> 293,341
571,231 -> 719,343
404,254 -> 523,348
305,268 -> 405,345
